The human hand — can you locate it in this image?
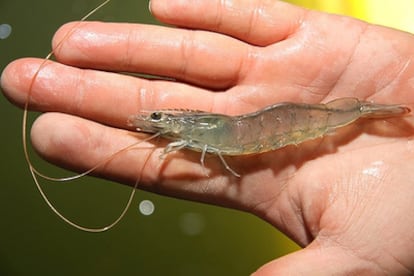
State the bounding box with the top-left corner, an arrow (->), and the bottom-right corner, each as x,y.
2,0 -> 414,274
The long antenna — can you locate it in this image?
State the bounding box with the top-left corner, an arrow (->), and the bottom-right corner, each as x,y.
22,0 -> 149,232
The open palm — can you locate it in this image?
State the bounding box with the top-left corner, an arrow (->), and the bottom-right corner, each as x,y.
2,0 -> 414,274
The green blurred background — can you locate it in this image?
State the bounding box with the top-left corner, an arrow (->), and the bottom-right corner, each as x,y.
0,0 -> 412,275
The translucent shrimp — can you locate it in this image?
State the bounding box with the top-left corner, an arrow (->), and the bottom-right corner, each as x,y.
128,98 -> 411,177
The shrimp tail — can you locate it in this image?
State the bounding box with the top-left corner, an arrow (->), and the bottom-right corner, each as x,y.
360,101 -> 411,118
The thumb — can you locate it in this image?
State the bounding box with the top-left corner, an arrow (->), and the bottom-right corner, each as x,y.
252,244 -> 382,275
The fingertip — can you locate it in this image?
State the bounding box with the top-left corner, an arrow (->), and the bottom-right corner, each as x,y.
51,21 -> 81,60
1,58 -> 42,108
52,21 -> 75,44
51,21 -> 108,64
148,0 -> 166,22
30,113 -> 59,160
30,113 -> 96,169
1,59 -> 16,102
1,59 -> 22,98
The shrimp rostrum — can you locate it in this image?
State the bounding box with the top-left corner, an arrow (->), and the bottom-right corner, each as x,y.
128,97 -> 410,177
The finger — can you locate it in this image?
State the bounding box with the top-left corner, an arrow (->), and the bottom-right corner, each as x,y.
30,112 -> 161,184
52,21 -> 250,89
150,0 -> 306,46
1,58 -> 223,128
253,245 -> 384,275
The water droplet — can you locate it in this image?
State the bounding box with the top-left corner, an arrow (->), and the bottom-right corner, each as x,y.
138,200 -> 155,216
0,24 -> 12,39
362,160 -> 384,178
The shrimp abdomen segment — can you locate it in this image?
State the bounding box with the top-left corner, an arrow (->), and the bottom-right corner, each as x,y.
222,98 -> 410,155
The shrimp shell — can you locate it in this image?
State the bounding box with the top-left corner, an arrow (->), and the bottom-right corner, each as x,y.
128,98 -> 410,176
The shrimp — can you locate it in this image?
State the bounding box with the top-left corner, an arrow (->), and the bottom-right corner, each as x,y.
128,98 -> 411,177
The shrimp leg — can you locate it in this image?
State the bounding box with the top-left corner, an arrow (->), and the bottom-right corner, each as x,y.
162,141 -> 241,177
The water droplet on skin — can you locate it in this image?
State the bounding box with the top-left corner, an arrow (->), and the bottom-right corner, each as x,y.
362,160 -> 384,178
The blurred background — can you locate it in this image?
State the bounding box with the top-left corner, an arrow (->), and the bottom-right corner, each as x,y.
0,0 -> 412,275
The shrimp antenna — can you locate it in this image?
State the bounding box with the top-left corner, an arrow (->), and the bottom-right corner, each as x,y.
28,132 -> 160,232
22,0 -> 148,232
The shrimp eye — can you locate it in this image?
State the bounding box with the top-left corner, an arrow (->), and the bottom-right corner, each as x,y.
150,112 -> 163,121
